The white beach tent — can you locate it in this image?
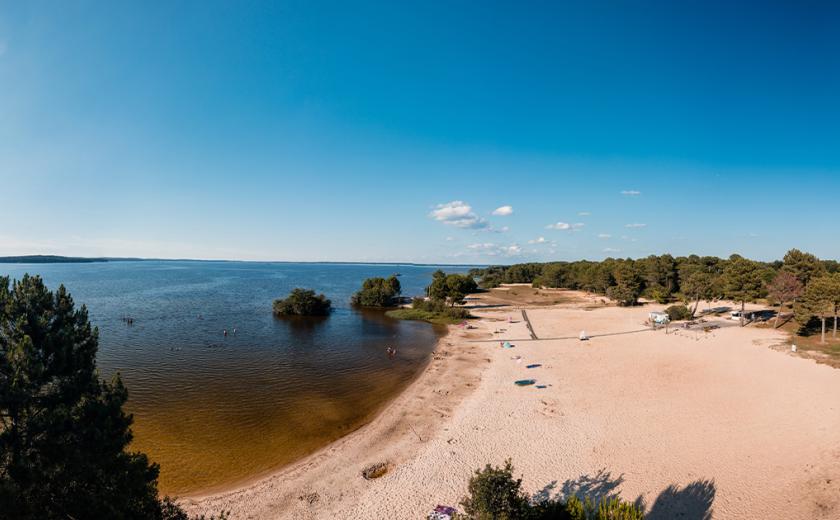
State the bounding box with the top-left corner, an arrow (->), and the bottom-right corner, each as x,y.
649,311 -> 670,325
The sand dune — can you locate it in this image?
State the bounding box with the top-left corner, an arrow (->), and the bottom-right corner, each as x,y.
185,290 -> 840,519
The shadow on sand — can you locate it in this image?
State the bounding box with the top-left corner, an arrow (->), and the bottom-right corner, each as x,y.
534,470 -> 716,520
644,479 -> 716,520
532,468 -> 625,505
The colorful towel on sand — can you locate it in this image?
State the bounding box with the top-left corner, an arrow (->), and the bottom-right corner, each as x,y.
514,379 -> 536,386
428,505 -> 457,520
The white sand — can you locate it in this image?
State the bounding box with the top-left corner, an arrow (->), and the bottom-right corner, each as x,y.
185,291 -> 840,519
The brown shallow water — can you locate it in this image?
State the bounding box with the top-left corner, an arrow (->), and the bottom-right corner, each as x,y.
127,325 -> 441,495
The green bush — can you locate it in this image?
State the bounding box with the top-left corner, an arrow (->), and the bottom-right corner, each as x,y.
456,461 -> 645,520
272,288 -> 332,316
412,297 -> 466,316
532,495 -> 643,520
647,287 -> 670,304
385,298 -> 471,324
458,460 -> 531,519
665,304 -> 692,321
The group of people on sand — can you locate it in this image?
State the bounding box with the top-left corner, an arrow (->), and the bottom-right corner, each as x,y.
385,346 -> 397,358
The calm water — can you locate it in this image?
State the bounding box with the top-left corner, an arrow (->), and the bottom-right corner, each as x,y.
0,261 -> 470,493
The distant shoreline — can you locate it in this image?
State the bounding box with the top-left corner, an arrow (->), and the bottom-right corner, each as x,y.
0,255 -> 488,268
0,255 -> 113,264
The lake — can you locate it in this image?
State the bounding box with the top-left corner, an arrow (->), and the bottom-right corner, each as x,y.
0,260 -> 471,493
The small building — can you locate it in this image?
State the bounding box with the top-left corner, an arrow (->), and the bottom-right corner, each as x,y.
649,311 -> 670,325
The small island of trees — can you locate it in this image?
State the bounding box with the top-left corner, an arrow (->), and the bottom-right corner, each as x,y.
351,275 -> 402,307
272,288 -> 332,316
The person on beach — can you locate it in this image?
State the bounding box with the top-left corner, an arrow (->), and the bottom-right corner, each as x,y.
223,329 -> 228,337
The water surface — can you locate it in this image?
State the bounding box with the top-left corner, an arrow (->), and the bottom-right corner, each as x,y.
0,261 -> 468,493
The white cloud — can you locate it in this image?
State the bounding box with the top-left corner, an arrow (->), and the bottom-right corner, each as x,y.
603,247 -> 621,253
597,233 -> 612,239
466,242 -> 521,257
547,221 -> 584,231
546,222 -> 571,230
577,211 -> 591,216
624,223 -> 647,228
429,201 -> 488,229
528,237 -> 547,244
621,190 -> 641,196
445,236 -> 456,241
492,205 -> 514,216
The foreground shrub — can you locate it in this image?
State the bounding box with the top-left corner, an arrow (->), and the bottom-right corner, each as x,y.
459,460 -> 531,519
457,461 -> 645,520
532,495 -> 644,520
272,288 -> 332,316
665,304 -> 692,321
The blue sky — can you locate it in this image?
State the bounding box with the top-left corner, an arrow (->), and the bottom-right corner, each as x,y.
1,1 -> 838,264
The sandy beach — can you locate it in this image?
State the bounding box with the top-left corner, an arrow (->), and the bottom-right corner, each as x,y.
184,287 -> 840,519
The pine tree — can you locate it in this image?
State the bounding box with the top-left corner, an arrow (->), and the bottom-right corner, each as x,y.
0,275 -> 168,519
796,276 -> 836,344
782,249 -> 825,286
723,255 -> 764,326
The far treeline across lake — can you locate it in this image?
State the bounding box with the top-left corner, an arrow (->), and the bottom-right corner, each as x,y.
471,249 -> 840,342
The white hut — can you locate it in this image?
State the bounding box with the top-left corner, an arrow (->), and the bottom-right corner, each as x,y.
649,311 -> 670,325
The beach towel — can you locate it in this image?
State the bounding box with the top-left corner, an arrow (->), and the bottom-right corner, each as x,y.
428,505 -> 457,520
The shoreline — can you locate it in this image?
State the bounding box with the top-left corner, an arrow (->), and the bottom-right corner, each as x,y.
170,317 -> 450,499
182,314 -> 493,516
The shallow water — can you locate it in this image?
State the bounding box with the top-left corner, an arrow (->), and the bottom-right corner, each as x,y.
0,261 -> 469,493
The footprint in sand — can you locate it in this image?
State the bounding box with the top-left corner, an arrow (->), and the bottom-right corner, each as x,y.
539,398 -> 561,418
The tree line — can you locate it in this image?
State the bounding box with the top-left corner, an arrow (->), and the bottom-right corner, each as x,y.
470,250 -> 840,341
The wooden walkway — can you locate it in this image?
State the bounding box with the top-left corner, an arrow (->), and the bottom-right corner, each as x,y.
521,309 -> 538,340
